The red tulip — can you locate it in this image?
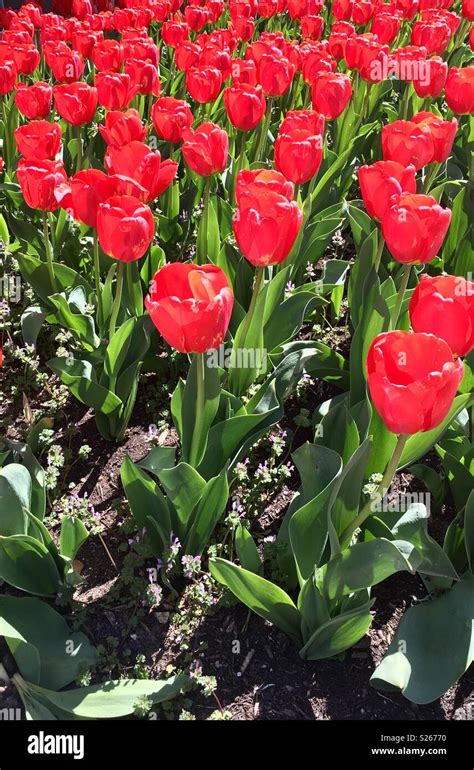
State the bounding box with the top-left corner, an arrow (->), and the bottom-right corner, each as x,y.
445,66 -> 474,114
328,21 -> 356,60
411,20 -> 451,55
104,141 -> 178,203
412,55 -> 447,97
463,0 -> 474,20
95,71 -> 136,111
71,29 -> 104,59
333,0 -> 354,20
301,15 -> 325,40
233,186 -> 302,266
145,263 -> 234,354
182,122 -> 229,177
97,195 -> 154,263
301,49 -> 336,85
17,158 -> 70,212
175,41 -> 201,72
15,82 -> 52,120
186,65 -> 222,103
92,39 -> 124,72
235,168 -> 294,206
409,275 -> 474,358
392,0 -> 419,19
53,82 -> 98,126
311,71 -> 352,119
382,193 -> 451,264
15,120 -> 62,162
99,109 -> 147,147
0,60 -> 17,96
223,83 -> 266,131
184,5 -> 210,31
358,160 -> 417,222
280,109 -> 325,135
68,169 -> 118,228
124,59 -> 161,97
258,52 -> 295,96
162,20 -> 190,48
381,119 -> 434,170
274,129 -> 323,184
371,12 -> 401,44
411,112 -> 458,163
352,0 -> 377,24
49,49 -> 84,83
367,330 -> 463,434
11,44 -> 40,76
232,16 -> 255,41
151,96 -> 194,143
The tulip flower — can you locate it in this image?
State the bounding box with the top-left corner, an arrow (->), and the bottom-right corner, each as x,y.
223,84 -> 266,131
371,12 -> 401,45
382,193 -> 452,265
145,263 -> 234,354
311,72 -> 352,119
233,185 -> 302,267
15,121 -> 62,162
235,168 -> 294,205
274,129 -> 323,185
280,109 -> 325,135
124,59 -> 161,97
328,21 -> 356,59
151,96 -> 194,143
53,82 -> 98,125
49,49 -> 84,83
0,60 -> 17,96
104,141 -> 178,203
11,44 -> 40,76
381,119 -> 434,170
358,160 -> 417,222
367,330 -> 464,435
186,65 -> 222,103
412,56 -> 447,99
445,66 -> 474,114
258,52 -> 295,96
95,71 -> 136,111
409,275 -> 474,358
182,122 -> 229,177
99,109 -> 147,148
411,19 -> 451,56
15,82 -> 52,120
92,39 -> 124,72
410,112 -> 458,163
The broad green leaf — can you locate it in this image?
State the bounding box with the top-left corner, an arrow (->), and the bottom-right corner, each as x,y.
60,516 -> 89,560
370,575 -> 474,704
181,354 -> 221,467
299,606 -> 373,660
234,524 -> 262,574
210,557 -> 302,645
0,464 -> 31,536
121,457 -> 170,553
158,463 -> 206,538
314,402 -> 359,464
184,468 -> 228,555
0,535 -> 63,596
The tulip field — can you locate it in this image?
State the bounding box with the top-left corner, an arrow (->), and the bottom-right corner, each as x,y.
0,0 -> 474,727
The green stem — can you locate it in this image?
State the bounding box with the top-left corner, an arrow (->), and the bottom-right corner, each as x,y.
198,176 -> 211,266
390,264 -> 412,330
43,212 -> 58,293
233,130 -> 246,204
341,434 -> 409,545
108,261 -> 124,342
76,124 -> 83,172
238,266 -> 264,347
423,162 -> 440,194
188,352 -> 205,467
93,231 -> 104,332
254,98 -> 272,163
374,234 -> 385,273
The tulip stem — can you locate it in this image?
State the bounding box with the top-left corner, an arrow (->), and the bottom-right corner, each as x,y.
390,264 -> 412,330
76,125 -> 83,172
108,261 -> 125,342
236,266 -> 265,356
188,352 -> 205,467
255,98 -> 273,163
43,212 -> 58,294
341,433 -> 409,546
374,234 -> 385,273
423,162 -> 440,194
93,231 -> 104,332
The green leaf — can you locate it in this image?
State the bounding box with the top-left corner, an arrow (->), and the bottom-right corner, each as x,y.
138,446 -> 176,476
17,253 -> 93,307
121,457 -> 170,554
0,595 -> 96,690
184,468 -> 229,555
158,463 -> 206,539
298,572 -> 330,644
314,402 -> 359,464
60,516 -> 89,560
29,674 -> 191,719
21,306 -> 47,348
48,357 -> 122,415
465,490 -> 474,573
0,464 -> 31,536
299,605 -> 373,660
210,557 -> 302,645
319,539 -> 415,603
234,524 -> 262,574
0,535 -> 63,596
181,354 -> 221,467
370,575 -> 474,704
0,439 -> 46,520
391,504 -> 458,580
332,437 -> 373,546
